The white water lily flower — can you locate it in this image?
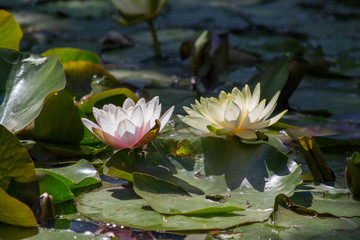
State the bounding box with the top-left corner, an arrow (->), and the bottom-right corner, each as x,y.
178,83 -> 287,139
110,0 -> 168,25
82,97 -> 174,149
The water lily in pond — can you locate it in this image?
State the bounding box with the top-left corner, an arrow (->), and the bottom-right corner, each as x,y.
110,0 -> 168,56
178,83 -> 287,139
82,97 -> 174,149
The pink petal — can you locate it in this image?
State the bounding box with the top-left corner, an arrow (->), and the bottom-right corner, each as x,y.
94,128 -> 132,149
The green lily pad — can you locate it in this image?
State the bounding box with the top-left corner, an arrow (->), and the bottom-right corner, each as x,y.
94,137 -> 301,230
36,170 -> 74,204
63,61 -> 119,99
108,137 -> 302,209
0,223 -> 38,239
0,188 -> 38,227
76,184 -> 272,231
133,172 -> 243,215
108,69 -> 174,88
272,194 -> 360,239
26,89 -> 84,144
0,10 -> 22,51
26,227 -> 102,240
0,124 -> 37,190
42,48 -> 100,64
36,0 -> 113,19
227,193 -> 360,240
78,88 -> 138,114
0,48 -> 66,133
290,86 -> 360,116
291,183 -> 360,217
38,159 -> 100,196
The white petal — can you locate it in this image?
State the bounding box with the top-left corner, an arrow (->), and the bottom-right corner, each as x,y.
259,91 -> 280,120
136,98 -> 146,108
146,96 -> 159,111
92,107 -> 102,123
224,100 -> 241,122
248,83 -> 260,111
183,106 -> 203,118
115,107 -> 130,123
81,118 -> 101,134
148,102 -> 162,125
123,98 -> 135,110
130,105 -> 144,128
247,110 -> 286,130
206,98 -> 225,124
97,115 -> 118,135
103,104 -> 117,113
159,106 -> 174,131
268,110 -> 287,126
247,119 -> 271,130
231,87 -> 245,110
242,85 -> 252,107
117,118 -> 136,137
248,99 -> 266,122
178,115 -> 212,133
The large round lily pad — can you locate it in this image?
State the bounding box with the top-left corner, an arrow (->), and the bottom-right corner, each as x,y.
0,48 -> 66,133
78,137 -> 302,230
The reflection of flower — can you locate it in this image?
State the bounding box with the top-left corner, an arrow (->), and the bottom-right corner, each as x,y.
110,0 -> 168,25
178,83 -> 287,139
82,97 -> 174,149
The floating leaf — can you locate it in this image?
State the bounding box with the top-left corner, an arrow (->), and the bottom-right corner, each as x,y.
77,184 -> 272,231
291,183 -> 360,217
0,188 -> 38,227
0,10 -> 22,51
42,47 -> 100,64
0,124 -> 37,190
0,48 -> 66,133
78,88 -> 138,114
97,137 -> 301,230
26,89 -> 84,144
63,61 -> 119,99
38,159 -> 100,196
36,170 -> 74,204
133,172 -> 243,215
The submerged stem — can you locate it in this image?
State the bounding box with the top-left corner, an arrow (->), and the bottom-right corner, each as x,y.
147,19 -> 161,57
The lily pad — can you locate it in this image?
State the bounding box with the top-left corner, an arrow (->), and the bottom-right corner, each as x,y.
63,61 -> 119,99
38,159 -> 101,196
291,183 -> 360,217
0,10 -> 22,51
0,124 -> 37,190
0,188 -> 38,227
272,194 -> 360,239
94,137 -> 301,230
133,172 -> 243,215
78,88 -> 138,114
76,184 -> 272,231
36,170 -> 74,204
42,48 -> 100,64
26,89 -> 84,144
0,48 -> 66,133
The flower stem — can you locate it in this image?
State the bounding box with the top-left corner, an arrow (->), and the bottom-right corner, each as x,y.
147,19 -> 161,57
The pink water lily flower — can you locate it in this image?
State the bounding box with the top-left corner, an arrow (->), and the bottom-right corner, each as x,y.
82,97 -> 174,149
